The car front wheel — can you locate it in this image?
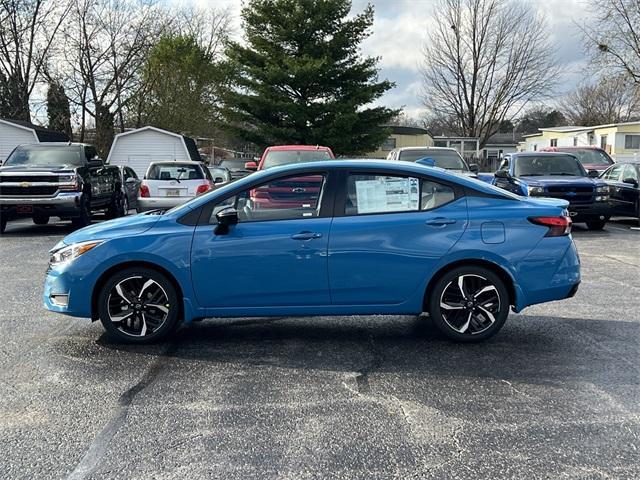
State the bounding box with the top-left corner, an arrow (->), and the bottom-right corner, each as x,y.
97,267 -> 180,343
427,266 -> 510,342
586,219 -> 607,230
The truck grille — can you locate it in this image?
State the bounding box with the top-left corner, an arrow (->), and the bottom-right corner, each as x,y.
545,185 -> 594,204
0,186 -> 58,196
0,175 -> 58,183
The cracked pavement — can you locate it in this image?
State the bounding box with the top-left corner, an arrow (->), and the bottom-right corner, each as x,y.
0,218 -> 638,479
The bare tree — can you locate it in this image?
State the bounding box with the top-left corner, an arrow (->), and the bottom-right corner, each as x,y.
0,0 -> 71,120
421,0 -> 558,147
583,0 -> 640,83
61,0 -> 167,154
560,75 -> 640,126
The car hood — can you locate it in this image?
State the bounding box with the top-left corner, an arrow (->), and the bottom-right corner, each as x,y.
0,164 -> 77,173
58,213 -> 161,247
519,175 -> 594,185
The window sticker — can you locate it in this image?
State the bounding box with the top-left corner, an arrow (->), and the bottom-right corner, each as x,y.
355,176 -> 419,214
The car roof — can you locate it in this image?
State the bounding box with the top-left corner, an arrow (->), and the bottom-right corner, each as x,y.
148,161 -> 202,166
395,146 -> 456,151
264,145 -> 332,151
512,152 -> 578,158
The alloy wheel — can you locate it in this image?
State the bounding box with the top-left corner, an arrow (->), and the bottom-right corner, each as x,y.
107,275 -> 171,337
439,274 -> 501,335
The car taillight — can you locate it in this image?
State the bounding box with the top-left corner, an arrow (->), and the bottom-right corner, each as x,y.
140,184 -> 150,197
528,216 -> 572,237
196,183 -> 212,195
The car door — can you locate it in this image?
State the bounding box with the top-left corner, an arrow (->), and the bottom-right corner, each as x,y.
123,167 -> 140,210
604,164 -> 625,214
190,171 -> 334,308
328,171 -> 468,305
620,164 -> 639,216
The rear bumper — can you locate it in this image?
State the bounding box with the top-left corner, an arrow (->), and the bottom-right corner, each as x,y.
137,196 -> 191,212
568,202 -> 611,222
0,192 -> 83,218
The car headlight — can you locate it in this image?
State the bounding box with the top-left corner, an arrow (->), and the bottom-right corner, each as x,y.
49,240 -> 103,267
527,186 -> 544,195
596,185 -> 609,194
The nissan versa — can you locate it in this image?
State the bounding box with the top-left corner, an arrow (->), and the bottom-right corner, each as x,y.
44,160 -> 581,343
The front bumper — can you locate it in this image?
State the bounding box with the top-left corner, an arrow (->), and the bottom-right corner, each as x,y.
0,192 -> 83,218
137,196 -> 191,212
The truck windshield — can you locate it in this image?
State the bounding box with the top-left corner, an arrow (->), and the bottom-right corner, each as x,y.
399,150 -> 468,170
4,145 -> 83,167
262,150 -> 332,169
514,155 -> 586,177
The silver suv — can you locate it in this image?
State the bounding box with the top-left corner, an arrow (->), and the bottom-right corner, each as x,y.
387,147 -> 478,177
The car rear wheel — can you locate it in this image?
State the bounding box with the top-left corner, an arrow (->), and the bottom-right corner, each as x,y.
71,195 -> 92,229
586,219 -> 607,230
97,267 -> 180,343
33,214 -> 50,225
427,266 -> 509,342
106,190 -> 125,219
0,217 -> 6,234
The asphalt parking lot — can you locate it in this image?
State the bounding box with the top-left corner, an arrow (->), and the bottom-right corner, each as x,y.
0,217 -> 638,479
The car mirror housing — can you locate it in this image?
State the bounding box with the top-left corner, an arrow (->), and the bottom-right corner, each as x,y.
588,169 -> 599,178
214,177 -> 224,184
495,169 -> 510,179
88,159 -> 104,168
468,163 -> 479,173
622,177 -> 639,187
125,177 -> 137,184
214,208 -> 238,235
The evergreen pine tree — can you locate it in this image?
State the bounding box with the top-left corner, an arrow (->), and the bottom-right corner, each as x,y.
47,80 -> 73,139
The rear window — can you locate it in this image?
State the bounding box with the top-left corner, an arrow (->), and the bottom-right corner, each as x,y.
220,159 -> 248,170
4,145 -> 83,167
398,149 -> 467,170
514,155 -> 586,177
556,148 -> 613,166
146,163 -> 203,181
262,149 -> 332,169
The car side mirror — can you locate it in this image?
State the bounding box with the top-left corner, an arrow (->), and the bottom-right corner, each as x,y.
88,159 -> 104,169
468,163 -> 479,173
495,169 -> 510,179
214,177 -> 224,184
244,161 -> 258,171
214,208 -> 238,235
622,177 -> 639,187
588,169 -> 599,178
125,177 -> 137,184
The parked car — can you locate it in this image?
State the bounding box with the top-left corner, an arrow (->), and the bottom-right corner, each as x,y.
207,165 -> 231,185
481,152 -> 611,230
540,146 -> 614,173
44,160 -> 580,344
244,145 -> 335,209
600,162 -> 640,220
137,161 -> 214,212
0,143 -> 123,233
244,145 -> 335,171
387,146 -> 479,177
115,165 -> 141,214
218,158 -> 254,181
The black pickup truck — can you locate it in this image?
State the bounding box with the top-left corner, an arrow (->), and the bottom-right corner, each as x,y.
0,143 -> 124,233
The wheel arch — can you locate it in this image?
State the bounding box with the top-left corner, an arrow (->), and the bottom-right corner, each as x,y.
422,258 -> 517,312
91,260 -> 184,321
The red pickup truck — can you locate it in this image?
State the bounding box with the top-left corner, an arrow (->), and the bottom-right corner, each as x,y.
245,145 -> 335,210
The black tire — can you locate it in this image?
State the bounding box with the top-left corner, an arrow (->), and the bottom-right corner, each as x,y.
33,214 -> 50,225
0,217 -> 6,234
586,219 -> 607,230
71,194 -> 92,229
427,266 -> 510,342
123,195 -> 130,215
97,267 -> 180,344
106,190 -> 125,219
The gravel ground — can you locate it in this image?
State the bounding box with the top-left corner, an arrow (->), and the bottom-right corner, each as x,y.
0,217 -> 638,479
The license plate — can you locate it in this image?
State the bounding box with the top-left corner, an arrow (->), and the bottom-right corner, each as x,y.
165,189 -> 180,197
17,205 -> 33,213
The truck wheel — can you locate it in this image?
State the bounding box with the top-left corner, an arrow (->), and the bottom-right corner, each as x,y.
72,195 -> 92,229
586,219 -> 607,230
97,267 -> 181,344
33,214 -> 50,225
427,266 -> 510,342
106,190 -> 125,219
0,217 -> 6,234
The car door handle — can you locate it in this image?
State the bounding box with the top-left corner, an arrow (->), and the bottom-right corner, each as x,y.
425,218 -> 457,226
290,231 -> 323,240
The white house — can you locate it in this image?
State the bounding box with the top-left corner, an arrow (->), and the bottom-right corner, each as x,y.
106,126 -> 201,177
0,118 -> 69,164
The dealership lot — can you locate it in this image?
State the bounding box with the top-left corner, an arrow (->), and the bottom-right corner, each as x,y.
0,218 -> 638,479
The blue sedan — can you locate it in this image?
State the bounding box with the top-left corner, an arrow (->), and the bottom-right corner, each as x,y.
44,160 -> 580,343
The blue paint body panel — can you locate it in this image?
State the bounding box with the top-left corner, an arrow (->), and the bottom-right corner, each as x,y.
43,160 -> 580,322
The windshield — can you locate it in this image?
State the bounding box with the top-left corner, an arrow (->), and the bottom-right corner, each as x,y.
556,148 -> 613,166
220,159 -> 249,170
147,163 -> 203,181
262,149 -> 332,169
514,155 -> 586,177
399,149 -> 467,170
4,145 -> 83,167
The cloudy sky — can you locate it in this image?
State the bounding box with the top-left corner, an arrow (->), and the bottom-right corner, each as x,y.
191,0 -> 590,118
